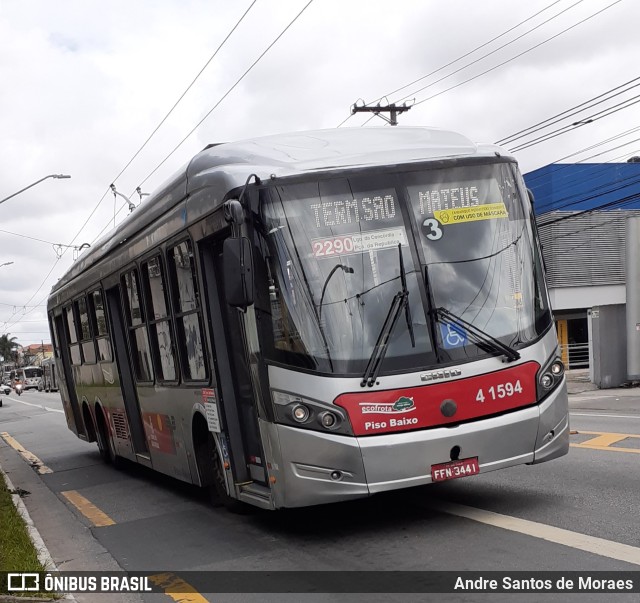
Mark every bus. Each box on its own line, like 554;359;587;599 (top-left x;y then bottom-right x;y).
47;127;568;510
39;357;59;392
11;366;43;391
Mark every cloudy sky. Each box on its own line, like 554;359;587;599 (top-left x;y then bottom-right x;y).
0;0;637;347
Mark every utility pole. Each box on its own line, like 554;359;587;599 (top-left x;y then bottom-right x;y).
351;102;411;126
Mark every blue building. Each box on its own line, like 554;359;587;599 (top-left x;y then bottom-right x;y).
524;161;640;387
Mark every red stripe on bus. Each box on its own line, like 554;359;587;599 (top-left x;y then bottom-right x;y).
334;362;540;436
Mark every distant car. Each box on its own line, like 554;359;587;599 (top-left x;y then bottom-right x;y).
0;383;10;395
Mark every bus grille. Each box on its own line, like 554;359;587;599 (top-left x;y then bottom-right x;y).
112;411;129;440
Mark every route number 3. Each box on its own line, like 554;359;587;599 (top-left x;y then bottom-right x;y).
422;218;443;241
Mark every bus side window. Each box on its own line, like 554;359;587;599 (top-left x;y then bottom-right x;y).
141;255;178;382
89;289;112;362
77;296;97;364
167;240;208;382
64;304;82;366
121;269;154;383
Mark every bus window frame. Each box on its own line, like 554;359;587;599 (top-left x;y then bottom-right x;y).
76;294;97;365
166;236;210;384
87;287;113;363
63;303;82;366
140;252;180;385
121;265;155;385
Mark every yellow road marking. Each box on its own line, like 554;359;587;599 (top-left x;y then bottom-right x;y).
149;573;210;603
577;429;640;438
430;500;640;566
61;490;115;527
571;430;640;454
571;443;640;454
575;432;628;447
0;432;53;474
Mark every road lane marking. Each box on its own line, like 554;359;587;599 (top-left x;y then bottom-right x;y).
148;573;210;603
44;406;64;413
429;500;640;567
13;399;44;409
61;490;115;527
575;432;629;446
572;412;640;419
10;398;63;413
0;432;53;474
570;430;640;454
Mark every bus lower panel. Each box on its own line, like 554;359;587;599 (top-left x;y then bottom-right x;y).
272;383;568;508
531;379;570;464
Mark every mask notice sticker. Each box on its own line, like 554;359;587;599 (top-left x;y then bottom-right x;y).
434;202;508;225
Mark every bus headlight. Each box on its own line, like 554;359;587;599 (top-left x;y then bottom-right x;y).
272;390;353;436
319;412;337;428
291;404;310;423
537;355;565;401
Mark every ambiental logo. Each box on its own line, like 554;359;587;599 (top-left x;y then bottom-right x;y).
359;396;416;415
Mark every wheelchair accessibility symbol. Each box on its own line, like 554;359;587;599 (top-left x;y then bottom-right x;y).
439;323;468;349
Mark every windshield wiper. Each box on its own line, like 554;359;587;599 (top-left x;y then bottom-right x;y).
361;244;415;387
434;307;520;362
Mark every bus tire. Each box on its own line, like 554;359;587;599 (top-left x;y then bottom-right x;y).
199;432;248;514
95;408;122;469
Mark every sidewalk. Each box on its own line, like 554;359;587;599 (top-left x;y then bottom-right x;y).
566;368;640;414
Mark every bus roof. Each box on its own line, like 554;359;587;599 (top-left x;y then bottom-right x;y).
50;127;508;299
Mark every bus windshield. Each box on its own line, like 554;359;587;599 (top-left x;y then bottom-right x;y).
24;367;43;379
257;161;551;375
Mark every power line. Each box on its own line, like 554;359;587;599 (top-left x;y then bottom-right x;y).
337;0;564;128
496;75;640;145
111;0;259;191
396;0;586;106
5;3;264;332
136;0;315;190
50;2;260;268
524;124;640;189
509;93;640;153
408;0;623;110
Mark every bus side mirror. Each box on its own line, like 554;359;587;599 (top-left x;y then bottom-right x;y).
223;237;254;308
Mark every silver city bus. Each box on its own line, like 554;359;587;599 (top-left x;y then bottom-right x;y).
39;357;59;392
48;127;568;510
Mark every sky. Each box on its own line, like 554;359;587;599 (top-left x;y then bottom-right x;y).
0;0;638;347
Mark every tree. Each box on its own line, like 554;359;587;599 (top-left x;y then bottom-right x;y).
0;334;19;365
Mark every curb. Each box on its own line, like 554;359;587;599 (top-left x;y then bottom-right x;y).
0;465;76;602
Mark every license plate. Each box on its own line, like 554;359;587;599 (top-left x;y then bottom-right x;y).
431;457;480;482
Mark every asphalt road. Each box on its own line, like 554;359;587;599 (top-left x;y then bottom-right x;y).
1;386;639;603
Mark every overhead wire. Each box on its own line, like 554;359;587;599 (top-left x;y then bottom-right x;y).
509;93;640;153
406;0;624;110
496;74;640;145
136;0;316;190
2;1;264;337
336;0;565;128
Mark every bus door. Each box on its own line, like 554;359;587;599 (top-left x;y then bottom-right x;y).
200;237;268;487
54;313;85;436
105;285;149;456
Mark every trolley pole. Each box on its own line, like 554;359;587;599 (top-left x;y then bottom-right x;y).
351;102;411;126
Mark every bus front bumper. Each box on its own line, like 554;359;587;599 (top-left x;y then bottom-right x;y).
270;383;568;508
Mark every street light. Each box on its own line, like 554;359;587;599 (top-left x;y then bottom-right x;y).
0;174;71;205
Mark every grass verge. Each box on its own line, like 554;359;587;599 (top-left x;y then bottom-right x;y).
0;473;48;597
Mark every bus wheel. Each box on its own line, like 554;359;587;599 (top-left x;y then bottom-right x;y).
95;408;122;468
200;432;247;513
